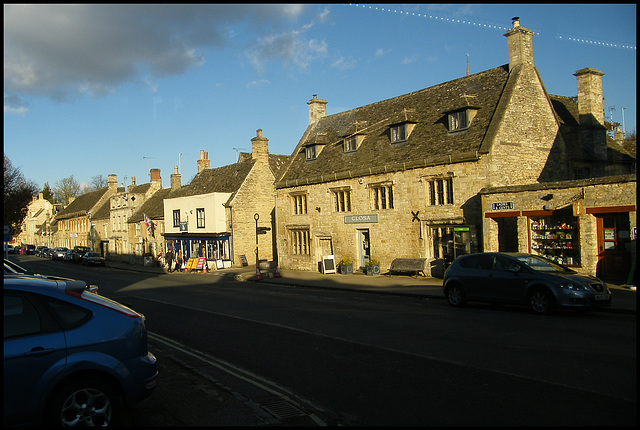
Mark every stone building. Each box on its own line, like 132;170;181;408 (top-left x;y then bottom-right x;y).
16;193;58;248
481;175;636;281
162;130;289;269
128;187;171;264
52;175;119;250
108;169;163;262
274;18;635;276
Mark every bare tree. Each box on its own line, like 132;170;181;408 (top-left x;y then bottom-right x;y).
53;175;81;205
4;154;38;230
84;174;108;192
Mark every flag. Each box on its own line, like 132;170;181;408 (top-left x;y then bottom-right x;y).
144;214;153;236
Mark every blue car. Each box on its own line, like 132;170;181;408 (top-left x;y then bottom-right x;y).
4;274;158;426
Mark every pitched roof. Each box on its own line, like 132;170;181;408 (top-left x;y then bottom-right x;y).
167;153;292;199
55;187;110;220
167;158;256;199
277;65;510;187
129;188;171;222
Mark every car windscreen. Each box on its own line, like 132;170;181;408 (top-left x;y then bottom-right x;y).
515;255;571;272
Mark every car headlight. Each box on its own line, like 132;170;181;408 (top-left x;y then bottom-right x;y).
558;282;589;291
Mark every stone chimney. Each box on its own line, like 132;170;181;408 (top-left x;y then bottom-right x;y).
504;17;535;71
574;68;605;127
615;127;624;145
251;129;269;162
108;174;117;192
150;168;162;190
127;176;136;193
170;165;181;191
574;67;607;167
307;95;327;125
197;150;210;173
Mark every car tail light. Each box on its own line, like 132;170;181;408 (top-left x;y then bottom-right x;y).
66;290;140;317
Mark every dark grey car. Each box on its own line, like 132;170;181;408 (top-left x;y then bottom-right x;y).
443;252;611;314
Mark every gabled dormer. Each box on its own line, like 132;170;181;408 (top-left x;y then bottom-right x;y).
445;107;479;134
342;134;365;153
388;109;418;144
389;122;417;144
304;133;329;161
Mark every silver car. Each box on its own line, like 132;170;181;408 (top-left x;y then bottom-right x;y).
443;252;611;314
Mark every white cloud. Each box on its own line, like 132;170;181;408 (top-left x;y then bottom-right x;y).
401;54;420;65
3;4;307;111
246;79;270;89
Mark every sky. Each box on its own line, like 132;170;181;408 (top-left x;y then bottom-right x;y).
4;4;636;192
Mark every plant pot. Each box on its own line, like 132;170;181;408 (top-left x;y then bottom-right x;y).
339;264;353;274
365;264;380;276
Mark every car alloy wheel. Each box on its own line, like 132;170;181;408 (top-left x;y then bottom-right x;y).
530;288;553;315
47;377;120;426
446;284;466;307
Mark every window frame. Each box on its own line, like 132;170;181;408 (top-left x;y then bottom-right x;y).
371;183;394;210
390;124;407;143
305;145;318;161
196;208;205;229
290;228;310;255
343;136;357;153
172;209;181;228
427;177;454;206
291;193;308;215
332;188;352;213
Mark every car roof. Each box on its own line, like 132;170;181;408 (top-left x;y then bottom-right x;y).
4;274;90;293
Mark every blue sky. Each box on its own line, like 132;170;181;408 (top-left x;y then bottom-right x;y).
4;4;636;192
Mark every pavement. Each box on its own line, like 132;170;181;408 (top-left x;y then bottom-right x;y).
107;260;636;315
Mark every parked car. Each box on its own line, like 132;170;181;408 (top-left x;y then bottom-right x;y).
36;246;49;257
4;273;158;426
23;244;36;255
51;247;68;260
81;252;105;266
63;249;75;262
443;252;611;314
72;246;91;263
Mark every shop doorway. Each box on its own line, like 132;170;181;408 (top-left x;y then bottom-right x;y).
357;229;370;270
496;217;518;252
595;213;631;281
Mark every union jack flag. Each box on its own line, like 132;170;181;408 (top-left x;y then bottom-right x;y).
144;214;154;237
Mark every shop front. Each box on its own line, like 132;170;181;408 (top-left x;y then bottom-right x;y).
164;233;232;269
480;175;636;281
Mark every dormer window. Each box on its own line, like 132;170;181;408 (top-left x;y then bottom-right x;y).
344;136;357;153
390;124;407;142
447;108;478;132
305;145;318;160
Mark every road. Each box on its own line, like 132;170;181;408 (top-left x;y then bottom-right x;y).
10;256;637;425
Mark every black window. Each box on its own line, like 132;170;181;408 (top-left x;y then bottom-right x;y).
459;255;493;270
4;292;41;338
42;297;92;330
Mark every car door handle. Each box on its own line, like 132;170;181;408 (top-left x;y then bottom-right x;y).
25;347;58;357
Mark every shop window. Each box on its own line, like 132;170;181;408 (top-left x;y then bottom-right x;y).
529;209;580;266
